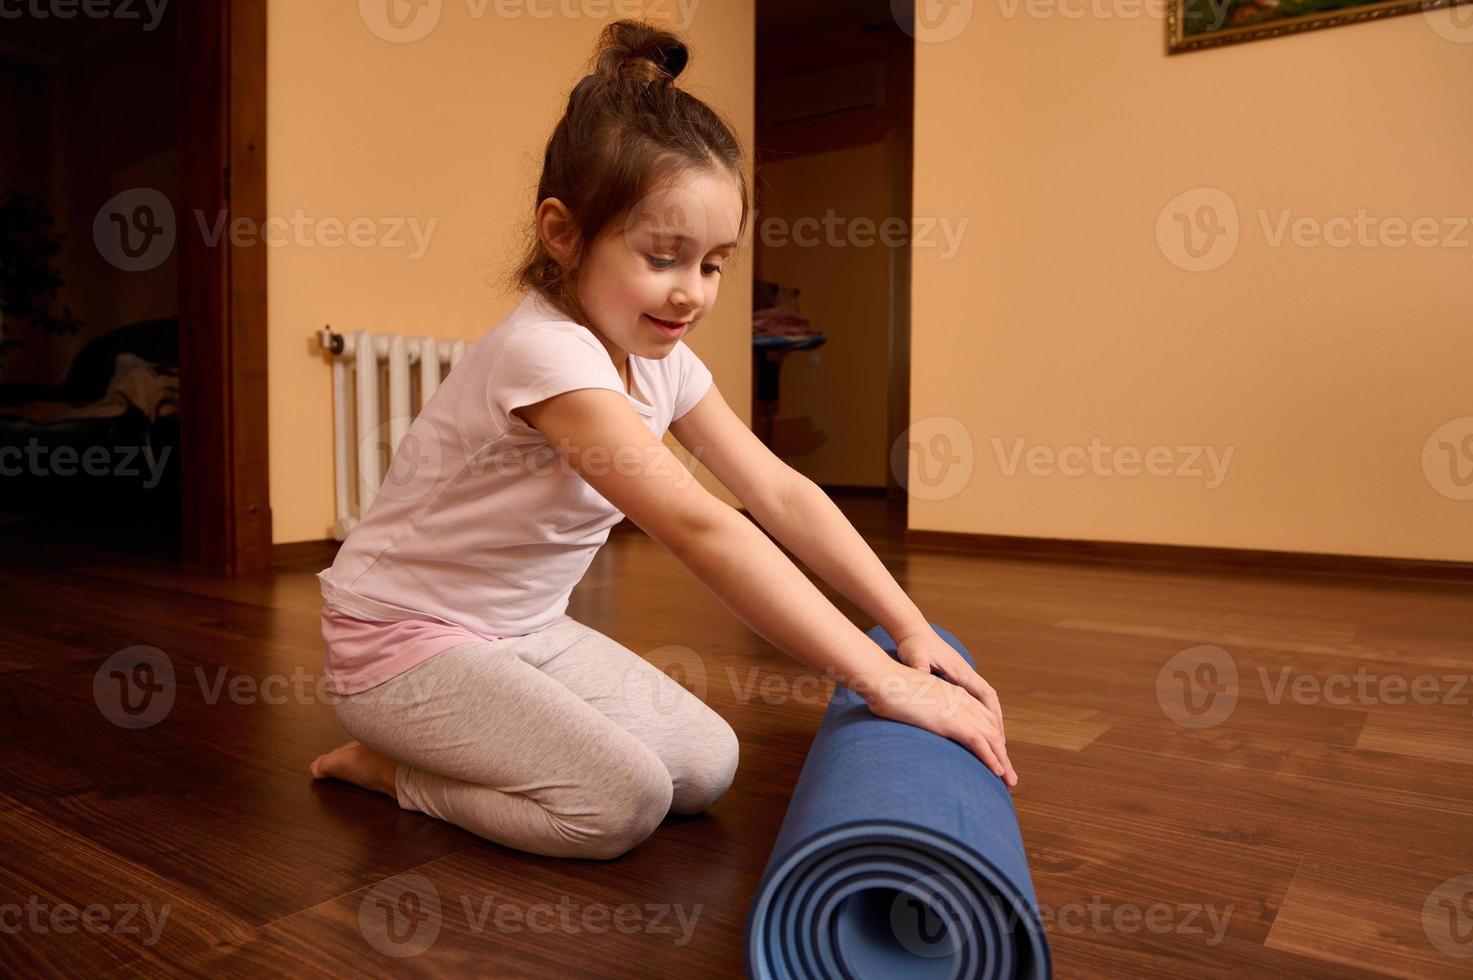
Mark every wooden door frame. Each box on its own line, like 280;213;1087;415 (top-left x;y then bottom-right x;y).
177;0;271;573
882;25;913;506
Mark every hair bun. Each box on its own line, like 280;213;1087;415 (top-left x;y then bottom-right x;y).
592;19;689;86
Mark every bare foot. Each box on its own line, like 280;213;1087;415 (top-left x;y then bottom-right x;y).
309;740;398;797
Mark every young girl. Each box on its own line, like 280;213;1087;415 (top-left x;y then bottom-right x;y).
309;19;1014;862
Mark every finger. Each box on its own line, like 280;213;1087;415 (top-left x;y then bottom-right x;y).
960;670;1003;734
958;699;1007;780
924;663;1015;786
971;701;1017;787
936;656;1005;741
995;734;1018;787
928;683;1014;785
978;683;1005;741
967;671;1005;741
962;723;1006;779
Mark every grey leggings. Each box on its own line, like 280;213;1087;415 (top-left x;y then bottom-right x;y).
330;614;739;860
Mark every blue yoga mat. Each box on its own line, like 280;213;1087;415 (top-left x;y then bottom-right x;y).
744;623;1052;980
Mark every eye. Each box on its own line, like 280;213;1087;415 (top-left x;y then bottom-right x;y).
702;263;722;277
645;255;675;270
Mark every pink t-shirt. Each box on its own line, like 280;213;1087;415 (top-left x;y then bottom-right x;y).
317;289;714;695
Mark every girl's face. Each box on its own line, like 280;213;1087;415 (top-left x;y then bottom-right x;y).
574;167;743;363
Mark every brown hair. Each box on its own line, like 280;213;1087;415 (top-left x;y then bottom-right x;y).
504;19;750;327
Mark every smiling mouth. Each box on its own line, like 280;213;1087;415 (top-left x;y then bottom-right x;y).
644;314;691;329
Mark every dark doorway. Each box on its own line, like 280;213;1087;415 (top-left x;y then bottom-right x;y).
0;0;270;572
753;0;913;507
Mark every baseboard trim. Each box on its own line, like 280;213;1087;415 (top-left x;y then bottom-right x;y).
902;530;1473;585
272;538;340;568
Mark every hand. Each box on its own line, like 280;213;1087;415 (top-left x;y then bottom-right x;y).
894;630;1007;744
864;660;1018;787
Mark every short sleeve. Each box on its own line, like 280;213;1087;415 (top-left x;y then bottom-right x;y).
670;341;714;422
488;325;625;432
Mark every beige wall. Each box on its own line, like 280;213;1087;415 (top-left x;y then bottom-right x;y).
267;1;754;543
756;140;891;487
911;9;1473;562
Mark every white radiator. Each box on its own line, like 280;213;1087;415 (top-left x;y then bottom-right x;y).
316;327;468;541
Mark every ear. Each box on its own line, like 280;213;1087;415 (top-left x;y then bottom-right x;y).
536;198;580;269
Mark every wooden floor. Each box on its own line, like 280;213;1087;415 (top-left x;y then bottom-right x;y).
1;496;1470;978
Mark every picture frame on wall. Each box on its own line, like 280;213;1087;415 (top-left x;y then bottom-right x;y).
1168;0;1471;52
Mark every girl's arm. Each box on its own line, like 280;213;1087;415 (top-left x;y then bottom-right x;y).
522;383;1015;782
520;386;902;698
672;382;1012;763
759;477;934;633
669;385;929;644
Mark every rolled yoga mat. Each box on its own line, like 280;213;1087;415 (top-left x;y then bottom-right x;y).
744;622;1052;980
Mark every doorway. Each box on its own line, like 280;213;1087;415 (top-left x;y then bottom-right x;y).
0;0;270;572
752;0;914;507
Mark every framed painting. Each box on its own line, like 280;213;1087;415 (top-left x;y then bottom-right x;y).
1168;0;1471;52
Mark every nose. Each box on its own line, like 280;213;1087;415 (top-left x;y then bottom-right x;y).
670;265;702;312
